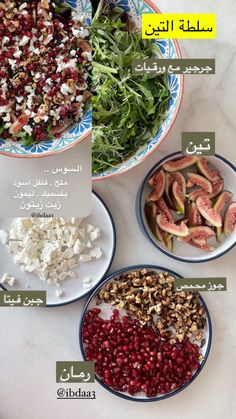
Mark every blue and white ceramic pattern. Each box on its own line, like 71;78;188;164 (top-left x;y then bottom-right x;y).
93;0;183;180
0;0;92;158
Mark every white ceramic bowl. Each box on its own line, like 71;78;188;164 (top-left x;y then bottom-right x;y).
0;192;116;306
137;152;236;263
79;265;212;401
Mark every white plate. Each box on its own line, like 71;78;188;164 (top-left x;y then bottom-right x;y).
0;192;116;306
80;265;212;402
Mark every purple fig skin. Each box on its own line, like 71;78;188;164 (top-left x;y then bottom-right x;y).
144;202;162;241
156;214;189;237
224;202;236;236
176;217;189;225
196;196;222;227
186;172;213;194
196;157;220;182
213;191;233;212
164;172;175;209
163;233;173;252
162;156;198;172
147;169;165;201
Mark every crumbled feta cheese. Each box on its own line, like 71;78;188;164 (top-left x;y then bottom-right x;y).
23;125;33;135
60;83;72;96
19;2;27;10
56;289;64;298
14;50;23;58
19;35;30;46
3;36;10;45
0;229;9;244
0;218;102;286
8;59;17;70
1;273;16;286
16;96;24;103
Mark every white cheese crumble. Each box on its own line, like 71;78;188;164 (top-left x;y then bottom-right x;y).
1;273;16;286
19;35;30;46
0;218;103;286
23;125;33;135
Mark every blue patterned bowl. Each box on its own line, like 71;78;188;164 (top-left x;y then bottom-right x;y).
0;0;92;158
93;0;183;180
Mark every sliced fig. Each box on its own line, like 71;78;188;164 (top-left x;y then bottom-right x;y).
216;227;222;242
187;188;207;201
170;172;186;214
213;191;233;212
186;173;213;194
172;181;184;214
188;202;202;226
144;202;163;241
163;233;173;252
196;157;220;182
147;169;165;201
157;197;174;223
196;196;222;227
208;179;223;199
164;172;175;208
178;236;215;251
162;156;198;172
213;191;233;241
9;114;31;134
224;202;236;236
156;214;189;237
188;226;215;244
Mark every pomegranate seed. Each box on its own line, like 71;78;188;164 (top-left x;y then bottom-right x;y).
82;310;201;398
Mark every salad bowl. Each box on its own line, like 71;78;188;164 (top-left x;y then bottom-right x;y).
0;0;92;158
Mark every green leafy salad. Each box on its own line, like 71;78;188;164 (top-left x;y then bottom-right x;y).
92;0;171;174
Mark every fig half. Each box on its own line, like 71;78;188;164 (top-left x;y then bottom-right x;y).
156;214;189;237
162;156;198;172
147;169;165;201
224;202;236;236
196;197;222;227
186;173;213;194
196;157;220;182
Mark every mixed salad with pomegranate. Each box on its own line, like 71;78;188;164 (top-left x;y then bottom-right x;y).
0;0;91;145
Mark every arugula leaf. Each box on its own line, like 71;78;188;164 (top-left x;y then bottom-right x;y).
92;4;171;174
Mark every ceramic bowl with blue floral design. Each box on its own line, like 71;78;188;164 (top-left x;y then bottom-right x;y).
0;0;92;158
93;0;183;180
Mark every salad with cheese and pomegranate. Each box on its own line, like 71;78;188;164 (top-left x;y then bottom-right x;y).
0;0;91;145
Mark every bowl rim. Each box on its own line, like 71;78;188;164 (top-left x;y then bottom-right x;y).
0;129;91;159
92;0;184;182
79;264;212;402
136;151;236;263
0;190;116;306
